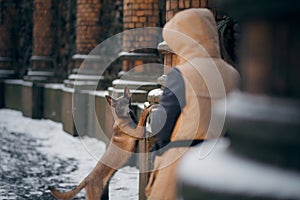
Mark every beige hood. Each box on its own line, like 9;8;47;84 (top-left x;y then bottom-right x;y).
163;8;220;61
162;8;240;97
162;8;240;141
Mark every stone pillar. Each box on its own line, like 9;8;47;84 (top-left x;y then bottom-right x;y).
19;0;58;118
24;0;58;82
72;0;102;71
123;0;160;50
120;0;162;75
0;0;18;108
224;0;300;165
110;0;163;101
117;2;163;200
62;0;103;137
62;0;124;139
0;0;18;79
177;1;300;199
65;0;117;90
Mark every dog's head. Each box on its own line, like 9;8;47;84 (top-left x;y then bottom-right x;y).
105;87;136;121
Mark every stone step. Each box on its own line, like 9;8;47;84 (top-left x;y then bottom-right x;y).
107;87;148;103
112;79;158;91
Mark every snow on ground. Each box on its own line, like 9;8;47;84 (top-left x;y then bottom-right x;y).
0;109;139;200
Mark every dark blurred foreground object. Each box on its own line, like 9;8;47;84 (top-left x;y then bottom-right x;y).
178;0;300;199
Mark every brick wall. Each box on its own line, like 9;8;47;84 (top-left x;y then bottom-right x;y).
99;0;123;41
123;0;160;52
56;0;76;76
166;0;223;21
76;0;123;55
76;0;102;55
121;0;162;73
17;0;33;77
31;0;56;70
32;0;55;59
28;0;78;80
73;0;123;77
0;1;18;70
123;0;160;29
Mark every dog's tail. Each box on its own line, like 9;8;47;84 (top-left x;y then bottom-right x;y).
49;179;87;200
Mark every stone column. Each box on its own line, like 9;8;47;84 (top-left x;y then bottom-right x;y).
62;0;103;137
0;0;18;79
224;0;300;165
118;2;163;200
65;0;115;90
0;0;18;108
110;0;163;102
62;0;124;136
19;0;59;119
123;0;160;53
24;0;58;82
72;0;102;71
177;1;300;199
121;0;162;74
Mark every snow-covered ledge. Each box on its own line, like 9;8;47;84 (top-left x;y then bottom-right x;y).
177;139;300;200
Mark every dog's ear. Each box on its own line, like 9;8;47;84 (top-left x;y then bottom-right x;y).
105;95;115;107
124;86;131;98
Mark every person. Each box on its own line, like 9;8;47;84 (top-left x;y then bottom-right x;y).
145;8;240;199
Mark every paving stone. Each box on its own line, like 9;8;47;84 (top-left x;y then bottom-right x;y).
0;127;83;199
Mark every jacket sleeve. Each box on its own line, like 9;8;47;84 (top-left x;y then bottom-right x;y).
151;67;186;147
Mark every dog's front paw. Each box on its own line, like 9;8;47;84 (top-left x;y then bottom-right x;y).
137;105;153;127
143;104;153;117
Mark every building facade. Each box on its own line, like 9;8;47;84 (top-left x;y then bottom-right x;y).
1;1;299;199
0;0;225;138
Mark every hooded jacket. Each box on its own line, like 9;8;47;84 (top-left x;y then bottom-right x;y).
152;8;240;144
145;9;240;200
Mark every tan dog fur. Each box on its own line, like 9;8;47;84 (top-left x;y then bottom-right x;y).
50;87;151;200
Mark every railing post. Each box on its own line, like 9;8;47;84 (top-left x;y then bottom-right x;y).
138;131;152;200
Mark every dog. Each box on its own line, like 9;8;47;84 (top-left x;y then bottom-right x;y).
50;87;152;200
